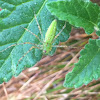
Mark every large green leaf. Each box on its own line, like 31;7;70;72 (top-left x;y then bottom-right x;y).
46;0;100;34
0;0;71;84
64;39;100;88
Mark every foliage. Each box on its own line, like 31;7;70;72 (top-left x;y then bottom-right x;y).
0;0;100;88
47;0;100;88
0;0;71;83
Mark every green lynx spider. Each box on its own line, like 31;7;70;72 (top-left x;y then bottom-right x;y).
0;14;67;67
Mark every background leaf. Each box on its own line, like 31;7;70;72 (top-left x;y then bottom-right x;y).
46;0;100;34
0;0;71;84
64;39;100;88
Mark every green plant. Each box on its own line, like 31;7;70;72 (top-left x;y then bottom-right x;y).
0;0;100;88
0;0;71;83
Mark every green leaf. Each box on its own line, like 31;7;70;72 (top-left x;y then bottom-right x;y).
96;22;100;36
46;0;100;34
0;0;71;84
96;38;100;47
64;39;100;88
